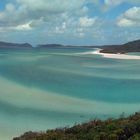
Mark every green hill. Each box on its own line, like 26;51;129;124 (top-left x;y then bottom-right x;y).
100;39;140;54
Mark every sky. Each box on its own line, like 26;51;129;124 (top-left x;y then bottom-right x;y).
0;0;140;46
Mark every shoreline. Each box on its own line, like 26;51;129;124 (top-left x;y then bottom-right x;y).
91;49;140;60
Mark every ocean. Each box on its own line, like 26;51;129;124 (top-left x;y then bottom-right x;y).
0;47;140;140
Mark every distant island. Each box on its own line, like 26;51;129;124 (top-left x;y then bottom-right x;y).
37;44;99;49
0;39;140;54
100;39;140;54
0;41;32;49
37;44;64;48
13;112;140;140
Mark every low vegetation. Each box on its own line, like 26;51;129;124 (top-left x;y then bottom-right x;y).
13;112;140;140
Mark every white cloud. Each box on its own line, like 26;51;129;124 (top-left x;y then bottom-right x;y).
14;22;32;31
117;18;135;27
124;7;140;20
0;22;32;32
55;22;67;34
0;0;86;32
79;16;96;27
79;32;85;37
17;0;85;12
117;7;140;27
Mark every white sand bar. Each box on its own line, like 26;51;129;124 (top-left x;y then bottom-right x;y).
87;49;140;60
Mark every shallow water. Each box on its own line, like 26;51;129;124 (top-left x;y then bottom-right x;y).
0;48;140;140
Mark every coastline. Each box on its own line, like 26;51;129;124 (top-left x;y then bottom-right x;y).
91;49;140;60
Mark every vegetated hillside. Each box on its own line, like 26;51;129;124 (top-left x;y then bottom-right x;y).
13;112;140;140
100;39;140;54
0;41;32;49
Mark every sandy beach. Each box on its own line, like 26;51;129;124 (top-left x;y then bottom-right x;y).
91;49;140;60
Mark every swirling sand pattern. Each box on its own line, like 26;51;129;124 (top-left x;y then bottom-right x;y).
0;48;140;139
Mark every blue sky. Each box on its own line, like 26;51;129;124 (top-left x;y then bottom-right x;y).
0;0;140;45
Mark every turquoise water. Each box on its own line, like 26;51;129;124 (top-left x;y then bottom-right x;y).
0;48;140;140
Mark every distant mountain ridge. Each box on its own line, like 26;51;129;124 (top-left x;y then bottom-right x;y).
37;44;99;49
100;39;140;54
0;41;32;49
37;44;64;48
0;39;140;53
